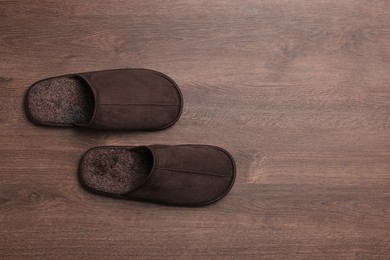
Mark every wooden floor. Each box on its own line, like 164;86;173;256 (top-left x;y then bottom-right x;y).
1;1;390;259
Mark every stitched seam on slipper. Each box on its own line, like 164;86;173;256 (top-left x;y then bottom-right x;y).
156;167;231;177
100;104;180;106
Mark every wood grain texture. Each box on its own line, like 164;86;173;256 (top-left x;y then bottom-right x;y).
1;0;390;259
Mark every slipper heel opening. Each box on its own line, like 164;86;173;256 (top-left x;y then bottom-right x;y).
80;148;153;195
26;77;94;125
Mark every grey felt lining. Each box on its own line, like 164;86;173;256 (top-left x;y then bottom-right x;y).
26;77;94;125
80;148;153;195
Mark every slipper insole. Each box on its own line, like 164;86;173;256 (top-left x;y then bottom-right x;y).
80;148;153;195
26;77;94;125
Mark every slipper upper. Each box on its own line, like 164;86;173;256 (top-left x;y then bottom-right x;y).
126;145;236;206
76;69;183;130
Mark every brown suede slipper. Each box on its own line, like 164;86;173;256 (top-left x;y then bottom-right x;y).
25;69;183;130
78;145;236;206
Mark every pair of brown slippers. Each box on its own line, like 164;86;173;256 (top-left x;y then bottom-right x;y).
25;69;236;206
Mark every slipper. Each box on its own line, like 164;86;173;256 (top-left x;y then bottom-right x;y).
25;69;183;130
78;145;236;206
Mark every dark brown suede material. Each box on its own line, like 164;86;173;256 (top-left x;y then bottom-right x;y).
79;145;236;206
25;69;183;130
76;69;182;130
128;145;236;206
